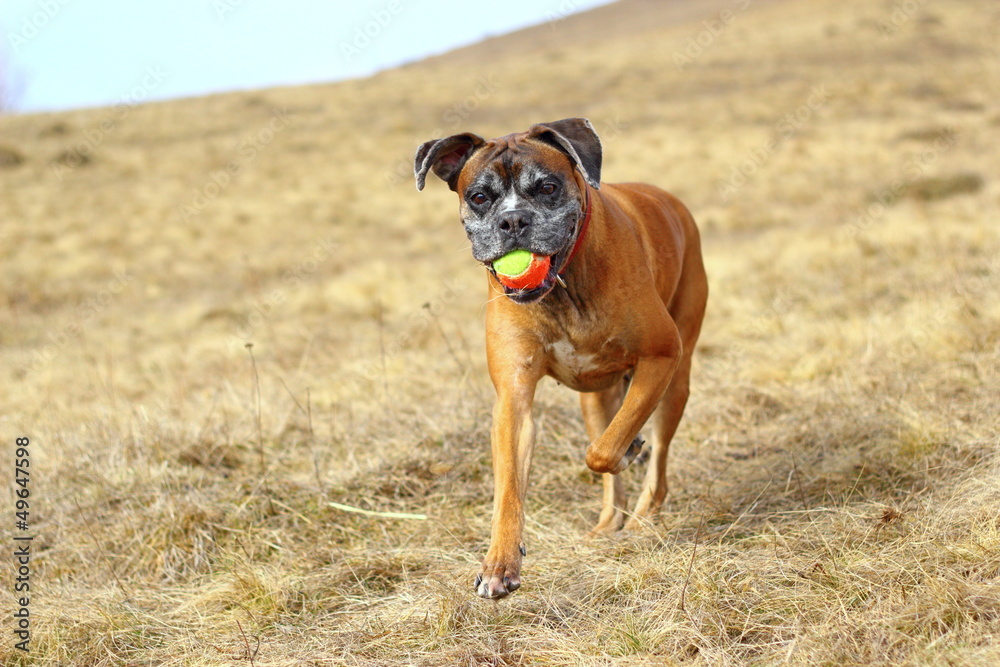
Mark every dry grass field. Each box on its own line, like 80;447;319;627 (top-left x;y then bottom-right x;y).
2;0;999;664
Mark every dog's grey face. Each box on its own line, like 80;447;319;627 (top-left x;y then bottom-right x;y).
414;119;602;304
458;151;583;265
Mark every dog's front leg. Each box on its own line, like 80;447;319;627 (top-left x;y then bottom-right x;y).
585;323;682;475
476;349;542;599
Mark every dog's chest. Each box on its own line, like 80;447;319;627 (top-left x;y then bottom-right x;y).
548;339;600;375
544;336;631;392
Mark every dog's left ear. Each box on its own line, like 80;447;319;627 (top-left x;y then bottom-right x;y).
414;132;486;191
528;118;602;189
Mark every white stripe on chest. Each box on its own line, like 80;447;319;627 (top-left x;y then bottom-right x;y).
548;338;600;376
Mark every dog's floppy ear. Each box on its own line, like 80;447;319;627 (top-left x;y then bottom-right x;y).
414;132;486;191
528;118;602;189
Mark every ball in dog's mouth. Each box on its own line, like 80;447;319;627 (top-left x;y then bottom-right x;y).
492;250;552;291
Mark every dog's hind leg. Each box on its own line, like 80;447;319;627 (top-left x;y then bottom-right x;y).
626;249;707;530
624;356;690;530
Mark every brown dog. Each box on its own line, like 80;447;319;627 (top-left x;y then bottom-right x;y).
415;118;708;598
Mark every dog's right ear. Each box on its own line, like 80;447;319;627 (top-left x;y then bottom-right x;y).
414;133;486;191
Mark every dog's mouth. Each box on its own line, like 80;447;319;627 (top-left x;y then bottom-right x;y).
486;243;572;305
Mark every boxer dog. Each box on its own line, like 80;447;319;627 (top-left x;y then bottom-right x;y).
415;118;708;599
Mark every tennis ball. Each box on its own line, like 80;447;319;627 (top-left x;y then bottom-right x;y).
493;249;532;277
493;250;552;290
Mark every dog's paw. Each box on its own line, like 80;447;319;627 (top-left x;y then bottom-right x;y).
586;434;645;474
474;550;523;599
587;511;626;537
611;434;645;474
634;443;650;466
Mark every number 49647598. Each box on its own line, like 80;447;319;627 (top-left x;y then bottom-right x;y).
15;437;30;522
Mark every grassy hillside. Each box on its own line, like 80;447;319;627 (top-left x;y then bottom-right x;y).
1;0;998;664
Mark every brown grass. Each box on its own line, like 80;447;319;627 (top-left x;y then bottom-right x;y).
1;0;998;664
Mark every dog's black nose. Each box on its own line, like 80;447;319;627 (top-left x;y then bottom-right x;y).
497;209;533;237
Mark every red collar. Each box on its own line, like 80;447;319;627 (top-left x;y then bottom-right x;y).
557;187;592;276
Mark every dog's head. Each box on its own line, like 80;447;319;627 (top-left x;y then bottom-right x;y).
415;118;602;304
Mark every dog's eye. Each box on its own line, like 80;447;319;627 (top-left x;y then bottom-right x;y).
539;182;558;196
470;192;490;206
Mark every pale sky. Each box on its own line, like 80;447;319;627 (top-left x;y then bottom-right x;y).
1;0;614;113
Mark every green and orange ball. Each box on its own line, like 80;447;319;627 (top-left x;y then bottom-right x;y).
492;249;551;290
